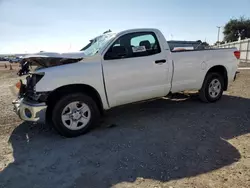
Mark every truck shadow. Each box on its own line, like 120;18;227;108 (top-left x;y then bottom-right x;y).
0;94;250;188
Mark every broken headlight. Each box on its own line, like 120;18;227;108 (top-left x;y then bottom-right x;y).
15;72;45;100
26;72;45;92
23;72;45;101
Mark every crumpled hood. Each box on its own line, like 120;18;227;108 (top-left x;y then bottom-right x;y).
20;51;86;69
22;51;86;59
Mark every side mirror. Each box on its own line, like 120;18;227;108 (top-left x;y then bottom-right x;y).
105;46;127;60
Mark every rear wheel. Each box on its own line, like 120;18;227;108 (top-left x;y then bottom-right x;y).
199;72;224;102
52;93;100;137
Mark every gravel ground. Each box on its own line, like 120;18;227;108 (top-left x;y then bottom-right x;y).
0;69;249;188
239;62;250;67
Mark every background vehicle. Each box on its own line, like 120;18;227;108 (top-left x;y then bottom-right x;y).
9;57;21;63
12;28;239;137
0;57;7;61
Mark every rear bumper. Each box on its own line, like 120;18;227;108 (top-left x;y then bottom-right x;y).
12;98;47;122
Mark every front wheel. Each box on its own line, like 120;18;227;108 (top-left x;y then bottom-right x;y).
199;72;224;102
52;93;100;137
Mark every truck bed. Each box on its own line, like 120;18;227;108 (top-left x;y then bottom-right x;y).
170;47;238;93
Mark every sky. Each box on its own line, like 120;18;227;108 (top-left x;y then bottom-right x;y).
0;0;250;54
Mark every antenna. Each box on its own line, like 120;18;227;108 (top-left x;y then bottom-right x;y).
170;34;173;40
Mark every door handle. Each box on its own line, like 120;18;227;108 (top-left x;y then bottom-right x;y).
155;59;166;64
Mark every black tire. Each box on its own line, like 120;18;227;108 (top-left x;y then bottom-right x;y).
52;93;100;137
199;72;224;103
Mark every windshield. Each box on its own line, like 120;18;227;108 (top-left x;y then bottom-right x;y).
80;33;116;56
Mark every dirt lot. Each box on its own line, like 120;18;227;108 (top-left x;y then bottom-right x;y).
0;69;249;188
0;62;19;71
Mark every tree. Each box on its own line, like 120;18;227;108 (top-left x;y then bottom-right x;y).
196;40;210;47
201;42;209;47
223;17;250;42
214;41;225;46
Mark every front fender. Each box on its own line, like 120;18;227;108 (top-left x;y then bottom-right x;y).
35;61;109;109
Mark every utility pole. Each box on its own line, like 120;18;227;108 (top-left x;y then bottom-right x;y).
68;43;71;52
217;26;221;42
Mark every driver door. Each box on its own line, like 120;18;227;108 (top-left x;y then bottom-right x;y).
102;31;170;108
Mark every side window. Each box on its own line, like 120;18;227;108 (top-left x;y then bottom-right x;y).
131;34;155;48
104;32;161;60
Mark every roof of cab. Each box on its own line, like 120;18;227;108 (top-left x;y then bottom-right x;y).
117;28;160;36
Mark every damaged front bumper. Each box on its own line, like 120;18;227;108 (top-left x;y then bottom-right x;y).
12;98;47;122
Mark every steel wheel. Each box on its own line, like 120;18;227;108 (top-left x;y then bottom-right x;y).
61;101;91;130
199;72;224;103
208;78;222;98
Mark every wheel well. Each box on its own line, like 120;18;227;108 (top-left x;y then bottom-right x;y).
46;84;104;114
206;65;228;90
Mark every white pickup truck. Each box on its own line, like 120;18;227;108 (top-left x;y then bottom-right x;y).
12;28;239;137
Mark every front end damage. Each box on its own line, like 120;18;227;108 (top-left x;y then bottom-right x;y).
12;98;47;122
12;72;48;122
13;53;84;122
19;56;83;74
